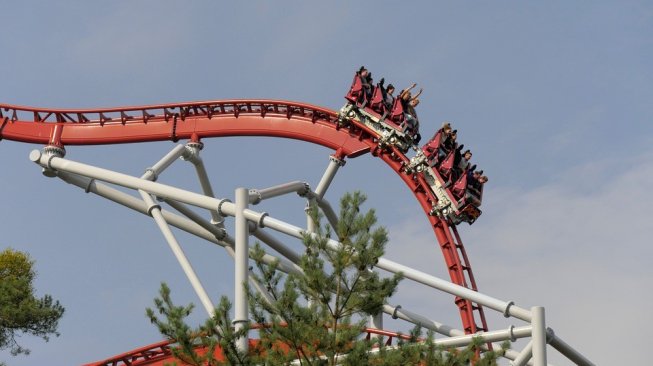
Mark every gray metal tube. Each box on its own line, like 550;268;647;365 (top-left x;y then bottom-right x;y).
548;332;595;366
382;304;534;365
234;188;250;353
55;171;300;276
315;196;339;229
142;191;217;317
251;181;308;204
315;155;344;199
252;229;301;264
532;306;547;366
255;214;532;323
163;198;226;240
190;156;224;225
30;151;238;216
512;340;534;366
432;326;532;348
146;144;186;180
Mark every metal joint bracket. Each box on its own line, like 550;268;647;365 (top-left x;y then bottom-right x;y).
296;183;310;197
258;212;269;228
214;228;227;241
509;325;517;342
217;199;232;216
84;178;96;194
545;327;555;343
504;301;515;318
144;168;158;181
247;221;258;233
182;142;204;164
249;189;262;205
146;203;162;216
391;305;402;319
329;155;346;166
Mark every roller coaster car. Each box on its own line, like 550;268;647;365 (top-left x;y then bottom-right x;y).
341;77;416;153
405;136;483;225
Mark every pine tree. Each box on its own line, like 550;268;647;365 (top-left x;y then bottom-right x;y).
0;248;65;359
147;192;507;365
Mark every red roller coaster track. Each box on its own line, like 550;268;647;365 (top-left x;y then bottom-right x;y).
0;99;489;350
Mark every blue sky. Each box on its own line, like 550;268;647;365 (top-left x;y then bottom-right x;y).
1;2;651;365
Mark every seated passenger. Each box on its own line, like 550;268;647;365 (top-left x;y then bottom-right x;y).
442;129;458;153
384;84;396;111
358;66;373;102
459;149;472;171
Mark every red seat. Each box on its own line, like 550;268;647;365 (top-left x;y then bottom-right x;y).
388;98;405;127
452;169;468;200
422;130;443;165
438;150;455;181
369;85;385;114
345;74;363;104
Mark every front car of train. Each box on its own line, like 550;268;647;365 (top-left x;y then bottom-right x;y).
339;70;485;225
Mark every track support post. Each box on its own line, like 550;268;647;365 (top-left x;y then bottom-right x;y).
531;306;547;366
234;187;250;353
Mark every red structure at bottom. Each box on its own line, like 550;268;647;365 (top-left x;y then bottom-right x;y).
85;328;413;366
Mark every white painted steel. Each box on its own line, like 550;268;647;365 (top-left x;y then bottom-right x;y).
532;306;547;366
315;155;344;199
252;229;301;264
382;304;535;365
30;151;237;216
368;313;383;341
54;171;300;277
183;143;224;226
433;325;532;348
512;340;534;366
548;332;595;366
234;187;250;353
36;151;594;366
146;144;186;181
252;213;533;323
163;198;226;241
251;181;309;204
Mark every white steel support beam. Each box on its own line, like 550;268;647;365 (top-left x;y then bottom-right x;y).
548;330;594;366
234;187;250;353
54;171;301;277
34;151;594;366
246;213;533;323
512;340;534;366
138;145;216;317
315;155;345;199
532;306;547;366
383;304;536;365
252;229;301;264
249;181;309;204
182;142;224;226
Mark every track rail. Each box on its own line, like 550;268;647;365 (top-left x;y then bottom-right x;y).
0;99;488;335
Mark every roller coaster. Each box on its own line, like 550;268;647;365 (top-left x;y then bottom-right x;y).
0;74;593;365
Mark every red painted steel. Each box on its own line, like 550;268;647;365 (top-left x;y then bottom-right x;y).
0;99;487;337
85;328;417;366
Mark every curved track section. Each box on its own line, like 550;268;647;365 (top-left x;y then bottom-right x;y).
0;99;488;334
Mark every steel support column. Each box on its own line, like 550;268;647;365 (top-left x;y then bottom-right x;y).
234;187;250;353
532;306;547;366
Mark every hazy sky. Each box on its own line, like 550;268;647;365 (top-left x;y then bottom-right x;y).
1;2;651;365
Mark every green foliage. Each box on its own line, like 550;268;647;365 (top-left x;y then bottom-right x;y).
147;283;251;366
247;191;401;366
147;192;509;365
0;248;65;357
